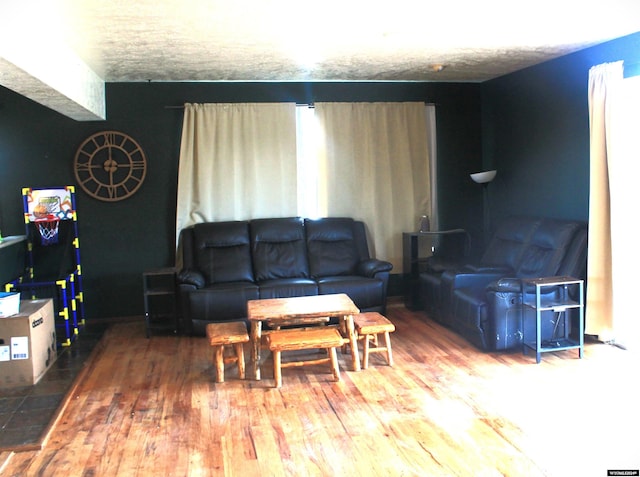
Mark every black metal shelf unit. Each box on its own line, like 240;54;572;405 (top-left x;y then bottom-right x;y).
142;267;178;338
521;276;584;363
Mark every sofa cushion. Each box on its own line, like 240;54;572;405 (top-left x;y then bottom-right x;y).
194;221;254;284
515;219;580;277
480;216;540;269
188;281;259;323
317;276;384;310
250;218;310;281
257;278;318;299
305;218;359;277
557;228;588;278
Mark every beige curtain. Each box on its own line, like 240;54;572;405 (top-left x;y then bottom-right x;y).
606;74;640;349
425;105;439;231
175;102;298;246
586;62;623;342
314;102;430;270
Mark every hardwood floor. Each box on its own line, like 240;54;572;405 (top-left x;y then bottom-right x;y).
1;304;638;476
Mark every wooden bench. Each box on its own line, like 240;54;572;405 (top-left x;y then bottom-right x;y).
353;312;395;369
266;316;330;331
206;321;249;383
266;327;346;388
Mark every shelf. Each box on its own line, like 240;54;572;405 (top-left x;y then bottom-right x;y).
143;268;178;337
521;276;584;364
145;313;177;326
522;276;582;287
524;338;581;353
523;298;581;312
145;288;175;296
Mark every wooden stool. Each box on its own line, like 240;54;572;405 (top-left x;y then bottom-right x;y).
267;328;345;388
206;321;249;383
354;312;395;369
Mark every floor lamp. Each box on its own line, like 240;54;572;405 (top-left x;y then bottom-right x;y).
470;170;497;248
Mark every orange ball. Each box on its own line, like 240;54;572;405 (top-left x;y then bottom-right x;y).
33;204;48;218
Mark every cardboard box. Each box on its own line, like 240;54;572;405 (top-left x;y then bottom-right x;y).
0;292;20;318
0;299;57;388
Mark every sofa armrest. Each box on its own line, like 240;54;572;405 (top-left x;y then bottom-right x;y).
177;268;206;288
486;277;522;293
357;258;393;278
487;276;569;298
444;271;507;291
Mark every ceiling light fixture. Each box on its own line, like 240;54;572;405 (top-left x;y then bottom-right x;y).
431;64;446;72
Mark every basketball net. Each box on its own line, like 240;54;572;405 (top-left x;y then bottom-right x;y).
34;215;60;246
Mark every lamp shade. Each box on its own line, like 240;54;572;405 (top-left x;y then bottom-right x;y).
470;170;497;184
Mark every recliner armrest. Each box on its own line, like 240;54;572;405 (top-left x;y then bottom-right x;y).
442;270;507;290
486;277;522;293
357;259;393;278
178;269;206;288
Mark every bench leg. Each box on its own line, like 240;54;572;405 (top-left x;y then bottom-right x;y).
383;331;393;366
234;343;246;379
273;350;282;388
329;347;341;382
214;345;225;383
362;334;371;369
345;315;360;372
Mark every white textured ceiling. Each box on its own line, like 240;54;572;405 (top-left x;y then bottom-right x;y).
1;0;640;119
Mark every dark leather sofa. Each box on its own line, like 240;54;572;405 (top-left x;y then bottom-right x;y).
177;217;393;336
419;216;588;351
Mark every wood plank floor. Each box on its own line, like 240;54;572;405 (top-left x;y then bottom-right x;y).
1;304;638;476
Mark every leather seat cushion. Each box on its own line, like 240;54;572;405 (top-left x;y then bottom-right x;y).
251;218;310;281
480;216;541;269
193;221;254;284
317;276;384;310
515;220;579;277
257;278;318;299
305;218;359;277
188;281;259;321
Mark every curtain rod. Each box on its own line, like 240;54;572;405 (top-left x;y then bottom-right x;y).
163;103;311;108
165;101;436;109
624;61;640;78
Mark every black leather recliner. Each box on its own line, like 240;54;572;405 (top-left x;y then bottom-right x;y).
178;217;393;336
419;216;588;351
483;225;587;350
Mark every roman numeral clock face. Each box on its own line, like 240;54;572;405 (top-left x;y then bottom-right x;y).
74;131;148;201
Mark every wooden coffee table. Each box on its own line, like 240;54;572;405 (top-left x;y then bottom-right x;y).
247;293;361;380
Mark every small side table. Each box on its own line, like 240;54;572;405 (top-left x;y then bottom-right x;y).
142;267;178;338
521;276;584;363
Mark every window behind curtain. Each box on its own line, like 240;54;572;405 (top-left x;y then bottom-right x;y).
296;102;433;270
296;105;320;219
176;102;435;272
176;102;298;249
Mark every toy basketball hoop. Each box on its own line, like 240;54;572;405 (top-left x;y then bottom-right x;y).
34;215;60;246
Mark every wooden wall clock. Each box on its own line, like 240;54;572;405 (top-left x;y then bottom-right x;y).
73;130;148;202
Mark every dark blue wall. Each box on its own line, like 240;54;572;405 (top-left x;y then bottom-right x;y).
2;30;638;321
0;82;482;320
481;31;640;233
